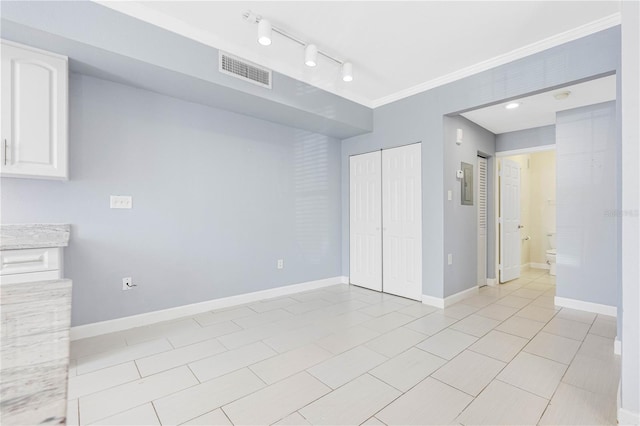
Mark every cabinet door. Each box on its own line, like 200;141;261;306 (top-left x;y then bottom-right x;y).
1;42;68;179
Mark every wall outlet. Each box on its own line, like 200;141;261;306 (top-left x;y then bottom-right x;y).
447;254;453;265
110;195;132;209
122;277;135;291
277;259;284;269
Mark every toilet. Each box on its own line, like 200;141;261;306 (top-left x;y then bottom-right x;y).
546;232;556;276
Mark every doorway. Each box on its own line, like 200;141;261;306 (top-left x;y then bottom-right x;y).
497;149;556;283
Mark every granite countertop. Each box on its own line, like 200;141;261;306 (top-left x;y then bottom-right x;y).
0;224;70;250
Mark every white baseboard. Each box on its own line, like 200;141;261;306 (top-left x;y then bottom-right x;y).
340;276;349;284
422;294;445;309
530;262;550;270
486;278;497;287
520;263;530;271
618;407;640;425
554;296;617;317
422;286;478;309
71;276;344;341
614;337;622;355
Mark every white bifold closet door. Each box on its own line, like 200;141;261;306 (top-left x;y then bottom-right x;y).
349;144;422;300
382;144;422;300
349;151;382;292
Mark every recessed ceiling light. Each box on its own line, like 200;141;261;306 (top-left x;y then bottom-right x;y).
505;102;520;110
554;91;571;100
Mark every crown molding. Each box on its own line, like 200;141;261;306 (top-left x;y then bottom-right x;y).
371;13;621;108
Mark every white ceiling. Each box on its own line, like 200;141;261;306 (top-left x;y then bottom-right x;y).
460;74;617;134
97;1;621;108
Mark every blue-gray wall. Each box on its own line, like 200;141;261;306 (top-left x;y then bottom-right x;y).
496;125;555;152
556;102;618;307
341;27;620;300
0;74;342;326
443;116;496;296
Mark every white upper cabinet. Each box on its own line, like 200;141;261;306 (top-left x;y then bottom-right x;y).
1;41;68;179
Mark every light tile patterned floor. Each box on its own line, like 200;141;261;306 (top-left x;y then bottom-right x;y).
68;269;620;425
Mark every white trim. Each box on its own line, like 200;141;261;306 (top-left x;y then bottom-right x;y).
70;276;343;340
422;286;478;309
421;294;445;309
618;407;640;426
496;144;557;157
340;276;349;284
554;296;617;317
614;337;622;355
371;13;621;108
530;262;551;270
486;278;497;287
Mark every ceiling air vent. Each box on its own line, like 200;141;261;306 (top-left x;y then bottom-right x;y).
219;52;272;89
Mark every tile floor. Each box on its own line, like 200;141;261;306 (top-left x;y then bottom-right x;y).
67;269;620;425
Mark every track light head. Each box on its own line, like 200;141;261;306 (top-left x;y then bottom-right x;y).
305;44;318;67
342;62;353;82
258;19;272;46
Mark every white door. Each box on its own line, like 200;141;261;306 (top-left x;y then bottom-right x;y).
349;151;382;291
1;42;68;179
477;156;488;286
500;159;521;283
382;143;422;300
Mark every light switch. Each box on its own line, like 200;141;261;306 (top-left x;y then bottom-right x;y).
447;190;452;201
448;254;453;265
110;195;132;209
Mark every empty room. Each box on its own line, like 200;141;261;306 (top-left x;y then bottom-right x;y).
0;1;638;425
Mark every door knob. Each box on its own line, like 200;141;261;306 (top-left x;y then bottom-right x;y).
518;225;525;229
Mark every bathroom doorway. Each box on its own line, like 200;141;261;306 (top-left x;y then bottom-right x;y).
497;148;556;282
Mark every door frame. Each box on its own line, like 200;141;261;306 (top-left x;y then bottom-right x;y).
495;145;556;283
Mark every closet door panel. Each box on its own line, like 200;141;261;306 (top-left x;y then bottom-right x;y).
349;151;382;291
382;144;422;300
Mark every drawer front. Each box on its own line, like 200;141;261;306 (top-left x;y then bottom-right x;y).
0;248;60;275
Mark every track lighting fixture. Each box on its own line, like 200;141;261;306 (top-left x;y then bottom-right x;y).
243;10;353;82
341;62;353;82
257;19;272;46
305;44;318;67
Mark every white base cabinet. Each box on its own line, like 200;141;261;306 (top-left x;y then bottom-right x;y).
1;40;68;180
